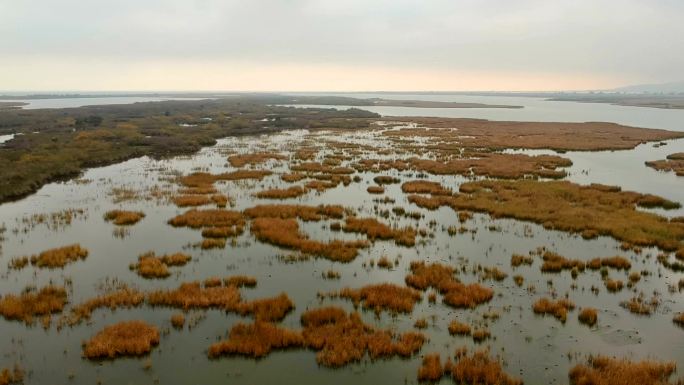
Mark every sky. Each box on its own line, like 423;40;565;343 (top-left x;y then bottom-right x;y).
0;0;682;92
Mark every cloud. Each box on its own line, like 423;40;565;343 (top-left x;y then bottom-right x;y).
1;0;682;90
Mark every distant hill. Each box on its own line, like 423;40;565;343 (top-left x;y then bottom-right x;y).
611;81;684;94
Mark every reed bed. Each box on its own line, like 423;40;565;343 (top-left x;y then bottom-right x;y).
250;217;368;262
224;275;257;288
64;286;144;326
366;186;385;194
170;313;185;329
255;186;308;199
83;320;160;359
510;254;533;267
405;261;493;308
18;244;89;269
168;209;245;231
532;297;575;322
673;313;684;327
569;356;678;385
401;180;452;195
281;173;307;183
243;204;345;221
448;349;523;385
103;210;145;225
171;195;212;207
418;353;444;382
235;293;294;322
409;180;684;252
0;365;23;385
621;296;659;315
471;329;491;343
373;176;401;185
343;217;416;246
208;321;304;358
132;252;191;279
0;286;68;324
201;226;241;238
228;153;288;167
578;308;598;326
540;251;584;273
448;320;471;336
8;256;28;270
301;307;425;367
333;283;422;314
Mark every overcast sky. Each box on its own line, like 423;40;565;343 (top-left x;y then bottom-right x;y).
1;0;682;91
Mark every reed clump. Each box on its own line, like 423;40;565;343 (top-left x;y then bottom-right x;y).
22;244;88;268
540;251;584;273
597;256;632;270
171;194;212;207
201;226;241;238
578;308;598;326
405;261;493;308
449;349;523;385
374;176;401;185
367;186;385;194
511;254;533;267
208;321;304;358
472;329;491;343
244;204;345;221
0;286;68;324
104;210;145;225
621;296;659;315
228;152;287;167
83;320;160;359
569;356;678;385
605;279;624;292
333;283;422;314
235;293;294;322
224;275;257;288
255;186;308;199
401;180;452;195
532;297;575;322
673;313;684;327
448;320;471;335
343;217;416;246
301;307;425;367
418;353;444;382
131;252;191;279
168;209;245;230
281;173;307;183
147;281;241;311
0;365;24;385
64;286;144;326
171;313;185;329
250;217;368;262
8;256;28;270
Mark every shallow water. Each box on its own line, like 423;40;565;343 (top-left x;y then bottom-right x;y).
284;92;684;131
0;121;683;384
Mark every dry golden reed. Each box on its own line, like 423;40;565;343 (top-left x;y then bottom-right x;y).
83;320;160;359
569;356;678;385
0;286;68;324
532;297;575;323
23;244;88;268
104;210;145;225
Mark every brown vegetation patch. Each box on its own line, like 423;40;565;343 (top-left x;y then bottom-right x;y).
0;286;67;324
168;209;245;233
384;117;684;151
405;261;493;308
408;180;684;252
208;321;303;358
301;307;425;367
333;283;422;314
255;186;308;199
250;217;368;262
0;365;24;385
228;152;288;167
171;195;212;207
64;286;144;326
541;251;585;273
578;308;598;327
131;252;191;278
244;204;344;221
281;173;307;183
147;281;241;311
171;313;185;329
418;353;444;382
343;217;416;246
23;244;89;268
511;254;533;267
646;153;684;177
225;275;257;288
104;210;145;225
290;162;355;175
408;153;571;179
83;320;160;359
621;296;659;315
532;297;575;322
374;175;401;185
401;180;452;195
367;186;385;194
448;320;471;336
674;313;684;327
448;348;523;385
569;356;678;385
